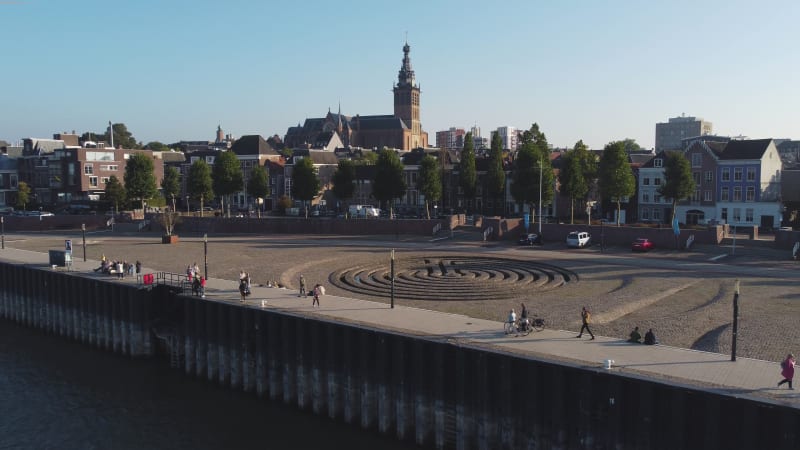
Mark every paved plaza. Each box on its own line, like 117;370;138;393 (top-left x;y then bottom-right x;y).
1;229;799;407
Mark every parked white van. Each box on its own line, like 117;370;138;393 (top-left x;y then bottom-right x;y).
349;204;380;218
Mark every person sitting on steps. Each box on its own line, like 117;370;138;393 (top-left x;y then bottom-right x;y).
628;326;642;343
644;328;658;345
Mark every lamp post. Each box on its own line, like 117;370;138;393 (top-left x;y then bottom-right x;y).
538;156;543;236
1;216;4;250
390;249;395;309
203;233;208;278
81;223;86;262
186;195;190;214
731;279;740;361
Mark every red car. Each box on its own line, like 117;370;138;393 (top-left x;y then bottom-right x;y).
632;238;655;252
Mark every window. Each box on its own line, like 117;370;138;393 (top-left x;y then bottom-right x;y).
642;192;650;203
100;177;110;185
721;187;729;201
654;178;661;186
654;194;662;203
704;190;712;202
746;186;755;202
654;159;663;168
692;189;700;202
643;177;650;186
642;208;650;219
745;208;754;222
733;187;742;201
10;174;17;188
747;167;756;181
691;153;702;167
100;165;119;171
733;208;741;222
705;171;713;183
693;172;701;185
653;209;661;220
722;168;730;181
734;167;742;181
84;164;93;175
721;208;728;221
89;176;98;187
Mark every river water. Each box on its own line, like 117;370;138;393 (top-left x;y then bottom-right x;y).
0;320;414;450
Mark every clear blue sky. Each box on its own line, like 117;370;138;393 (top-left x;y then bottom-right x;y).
2;0;798;150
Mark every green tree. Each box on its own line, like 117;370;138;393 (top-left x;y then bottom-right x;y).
658;152;695;229
161;166;181;212
247;165;270;218
291;157;321;218
276;195;292;214
144;141;169;151
16;181;30;210
559;140;592;224
331;159;356;216
459;132;477;210
511;124;554;226
124;152;158;207
485;131;506;216
187;159;214;209
84;123;141;149
212;151;243;217
621;138;642;153
104;175;127;213
372;149;406;218
598;141;636;225
417;155;442;219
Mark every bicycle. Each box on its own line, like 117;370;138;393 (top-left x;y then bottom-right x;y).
516;315;546;336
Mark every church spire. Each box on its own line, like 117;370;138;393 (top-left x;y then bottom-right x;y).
397;41;415;88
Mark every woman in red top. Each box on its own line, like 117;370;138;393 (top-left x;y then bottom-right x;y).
778;353;796;389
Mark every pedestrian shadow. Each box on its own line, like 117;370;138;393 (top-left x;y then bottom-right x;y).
618;359;731;368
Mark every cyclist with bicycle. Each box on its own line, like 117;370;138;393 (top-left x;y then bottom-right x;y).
519;303;530;333
505;309;517;334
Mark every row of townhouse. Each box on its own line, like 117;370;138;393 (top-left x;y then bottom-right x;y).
638;139;783;228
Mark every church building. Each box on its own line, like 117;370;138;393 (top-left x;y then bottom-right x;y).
284;42;429;151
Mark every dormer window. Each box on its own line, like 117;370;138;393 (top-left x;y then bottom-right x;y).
654;158;663;168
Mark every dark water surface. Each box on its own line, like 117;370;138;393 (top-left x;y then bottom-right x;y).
0;320;415;450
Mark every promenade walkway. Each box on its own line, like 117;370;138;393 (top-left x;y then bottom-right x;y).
1;247;797;409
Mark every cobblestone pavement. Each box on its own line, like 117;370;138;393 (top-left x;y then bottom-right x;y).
5;230;799;363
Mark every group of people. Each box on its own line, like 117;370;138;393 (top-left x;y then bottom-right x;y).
239;270;252;302
94;256;142;281
298;274;324;307
627;326;658;345
506;303;532;334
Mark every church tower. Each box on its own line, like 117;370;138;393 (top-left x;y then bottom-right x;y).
393;42;423;148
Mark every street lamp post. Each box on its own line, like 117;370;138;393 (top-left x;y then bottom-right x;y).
1;216;4;250
203;233;208;278
731;279;740;361
81;223;86;261
538;156;543;236
186;196;190;214
390;249;395;309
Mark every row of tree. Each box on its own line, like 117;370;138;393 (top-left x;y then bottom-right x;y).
60;122;694;227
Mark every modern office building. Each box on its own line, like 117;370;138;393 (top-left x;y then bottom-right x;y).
655;115;712;151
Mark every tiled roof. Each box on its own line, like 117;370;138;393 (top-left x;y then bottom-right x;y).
356;115;408;130
307;151;339;165
230;135;278;156
719;139;772;160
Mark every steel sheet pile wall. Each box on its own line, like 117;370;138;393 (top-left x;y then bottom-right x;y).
1;262;798;449
0;262;154;357
176;298;800;450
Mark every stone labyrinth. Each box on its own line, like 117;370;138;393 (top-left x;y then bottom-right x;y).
330;255;579;301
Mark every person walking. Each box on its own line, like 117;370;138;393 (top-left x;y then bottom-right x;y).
116;261;124;279
239;278;247;303
298;274;306;298
312;284;321;307
199;275;206;298
135;260;142;281
778;353;796;389
575;306;595;340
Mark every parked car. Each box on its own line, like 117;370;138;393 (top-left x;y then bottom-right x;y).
518;233;542;245
631;238;655;252
566;231;591;248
